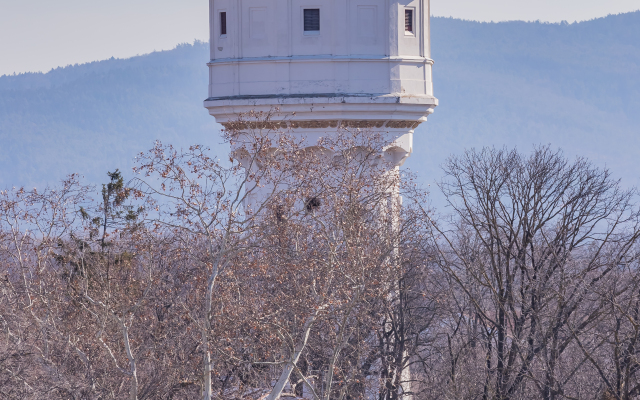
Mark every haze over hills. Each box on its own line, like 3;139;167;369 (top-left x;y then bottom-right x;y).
0;12;639;191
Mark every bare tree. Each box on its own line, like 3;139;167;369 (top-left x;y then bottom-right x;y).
0;174;203;399
8;134;640;400
220;129;433;400
567;246;640;400
0;176;98;399
425;146;640;400
132;111;319;400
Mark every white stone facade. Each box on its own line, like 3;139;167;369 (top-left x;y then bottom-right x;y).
204;0;438;195
206;0;435;97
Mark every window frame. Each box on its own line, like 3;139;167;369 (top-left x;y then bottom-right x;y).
219;11;227;37
303;8;321;36
404;8;415;36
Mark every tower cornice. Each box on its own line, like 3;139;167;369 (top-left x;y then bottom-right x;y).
207;55;435;66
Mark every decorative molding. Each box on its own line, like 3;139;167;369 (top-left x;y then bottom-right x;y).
222;121;289;130
385;120;421;129
207;54;435;66
221;120;422;130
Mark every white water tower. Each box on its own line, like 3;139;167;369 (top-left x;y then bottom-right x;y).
204;0;437;202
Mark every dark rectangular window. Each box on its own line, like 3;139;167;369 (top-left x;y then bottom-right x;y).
405;9;413;33
220;12;227;35
304;9;320;32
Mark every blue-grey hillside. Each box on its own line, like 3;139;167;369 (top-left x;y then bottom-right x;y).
416;12;640;190
1;12;639;190
0;42;217;189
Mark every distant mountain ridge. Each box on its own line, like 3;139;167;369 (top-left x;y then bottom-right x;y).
1;13;639;190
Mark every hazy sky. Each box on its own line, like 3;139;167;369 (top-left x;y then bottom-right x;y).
0;0;639;77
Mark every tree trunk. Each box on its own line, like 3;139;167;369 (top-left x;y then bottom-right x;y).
267;313;318;400
202;327;212;400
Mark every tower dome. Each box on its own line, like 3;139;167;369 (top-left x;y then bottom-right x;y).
204;0;437;177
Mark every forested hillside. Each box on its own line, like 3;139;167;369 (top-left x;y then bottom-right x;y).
1;12;639;189
421;12;640;189
0;42;216;188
